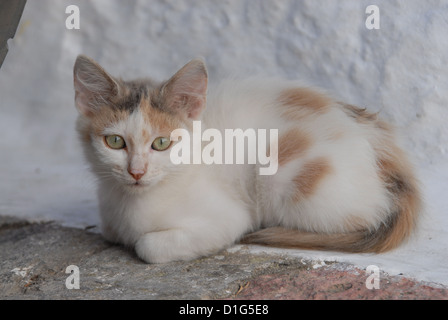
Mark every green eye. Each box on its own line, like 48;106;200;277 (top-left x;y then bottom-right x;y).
105;135;126;149
151;137;171;151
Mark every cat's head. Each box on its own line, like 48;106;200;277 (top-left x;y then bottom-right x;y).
73;55;207;192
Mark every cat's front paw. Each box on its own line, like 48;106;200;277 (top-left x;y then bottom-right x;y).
135;231;203;263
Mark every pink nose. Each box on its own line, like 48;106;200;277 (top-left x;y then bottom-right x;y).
128;168;145;181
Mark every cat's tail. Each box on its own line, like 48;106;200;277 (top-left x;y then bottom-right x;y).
239;219;408;254
241;145;422;253
240;200;419;253
240;227;373;253
241;196;420;254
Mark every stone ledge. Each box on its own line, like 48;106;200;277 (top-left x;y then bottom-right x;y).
0;216;446;300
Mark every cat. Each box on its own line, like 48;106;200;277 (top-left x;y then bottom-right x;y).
73;55;421;263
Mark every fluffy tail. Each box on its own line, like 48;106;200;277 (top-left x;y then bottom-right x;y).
241;124;421;253
241;192;420;253
240;227;374;253
240;209;414;253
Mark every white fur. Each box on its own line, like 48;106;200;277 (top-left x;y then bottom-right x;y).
80;78;392;263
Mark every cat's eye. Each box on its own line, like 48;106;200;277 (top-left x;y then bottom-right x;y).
105;135;126;149
151;137;171;151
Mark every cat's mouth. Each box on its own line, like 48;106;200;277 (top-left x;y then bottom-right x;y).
123;182;150;193
123;180;148;190
124;171;163;189
129;181;145;187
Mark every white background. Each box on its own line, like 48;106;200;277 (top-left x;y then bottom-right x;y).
0;0;447;285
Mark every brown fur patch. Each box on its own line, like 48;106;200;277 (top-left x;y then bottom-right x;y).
278;87;332;120
341;103;390;130
84;84;185;147
240;227;366;251
141;129;151;144
292;157;332;200
125;136;135;151
342;104;377;122
343;215;369;232
90;106;129;136
372;146;421;252
340;102;421;250
81;79;146;136
110;79;151;113
277;128;311;167
140;95;184;136
242;130;421;254
81;129;91;143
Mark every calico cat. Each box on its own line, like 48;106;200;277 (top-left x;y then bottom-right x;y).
73;55;421;263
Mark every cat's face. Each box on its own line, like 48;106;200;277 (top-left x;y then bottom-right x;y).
73;55;207;192
85;102;184;191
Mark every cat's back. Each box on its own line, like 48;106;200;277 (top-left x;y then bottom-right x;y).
203;77;407;233
203;77;293;130
203;77;369;137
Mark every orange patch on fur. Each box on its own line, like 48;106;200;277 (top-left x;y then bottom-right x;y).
243;132;421;254
81;130;91;143
141;129;151;144
341;103;377;123
90;106;129;136
140;95;184;136
277;128;311;167
340;103;391;131
343;215;369;232
278;87;332;120
372;147;421;252
125;136;135;151
292;157;332;201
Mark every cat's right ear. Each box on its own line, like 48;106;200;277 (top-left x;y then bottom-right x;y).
73;55;119;117
159;58;208;120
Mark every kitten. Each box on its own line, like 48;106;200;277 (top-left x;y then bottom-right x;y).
73;55;421;263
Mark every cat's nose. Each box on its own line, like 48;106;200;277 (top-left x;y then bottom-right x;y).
128;168;145;181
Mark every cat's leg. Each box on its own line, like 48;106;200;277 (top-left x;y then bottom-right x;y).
135;202;252;263
135;229;220;263
135;224;246;263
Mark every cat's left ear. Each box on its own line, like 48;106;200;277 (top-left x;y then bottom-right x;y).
73;55;120;117
160;58;208;120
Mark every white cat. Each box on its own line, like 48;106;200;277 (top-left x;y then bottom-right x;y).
73;55;421;263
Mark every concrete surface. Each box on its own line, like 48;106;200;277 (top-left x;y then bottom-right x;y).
1;216;446;300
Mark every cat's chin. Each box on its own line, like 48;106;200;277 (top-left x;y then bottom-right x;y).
119;174;166;193
123;182;151;193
